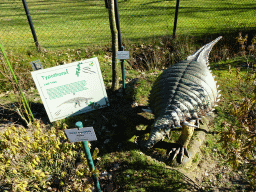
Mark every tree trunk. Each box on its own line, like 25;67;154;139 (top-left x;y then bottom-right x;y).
108;0;119;91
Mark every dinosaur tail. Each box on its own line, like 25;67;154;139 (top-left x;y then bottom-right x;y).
186;36;222;66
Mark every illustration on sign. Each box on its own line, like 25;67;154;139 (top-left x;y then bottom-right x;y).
31;57;109;122
58;97;93;108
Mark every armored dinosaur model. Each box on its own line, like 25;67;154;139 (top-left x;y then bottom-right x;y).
145;37;222;163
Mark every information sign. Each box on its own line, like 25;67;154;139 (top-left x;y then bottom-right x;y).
65;127;97;142
31;57;109;122
117;51;129;60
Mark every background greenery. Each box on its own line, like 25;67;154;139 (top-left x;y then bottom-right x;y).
0;0;255;51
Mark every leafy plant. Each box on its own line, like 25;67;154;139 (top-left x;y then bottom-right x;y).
0;45;34;125
219;33;256;188
236;32;256;70
0;120;99;191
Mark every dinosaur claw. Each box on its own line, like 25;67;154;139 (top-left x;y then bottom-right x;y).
167;144;190;163
179;147;185;163
184;147;189;158
172;148;180;160
167;148;173;155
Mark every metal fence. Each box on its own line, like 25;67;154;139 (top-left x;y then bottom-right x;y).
0;0;255;51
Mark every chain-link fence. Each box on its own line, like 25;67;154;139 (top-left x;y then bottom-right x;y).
0;0;255;51
0;0;111;51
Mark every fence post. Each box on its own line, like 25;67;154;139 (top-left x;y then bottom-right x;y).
173;0;180;39
75;121;101;192
114;0;126;91
22;0;40;51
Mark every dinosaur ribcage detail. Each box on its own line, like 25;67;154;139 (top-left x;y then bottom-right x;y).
149;54;219;127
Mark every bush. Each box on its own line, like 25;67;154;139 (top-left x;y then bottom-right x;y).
219;33;256;189
0;120;98;191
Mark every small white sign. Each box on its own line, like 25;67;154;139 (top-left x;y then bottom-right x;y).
117;51;129;60
65;127;97;142
30;59;43;71
31;57;109;122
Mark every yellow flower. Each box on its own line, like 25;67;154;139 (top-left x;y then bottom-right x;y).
40;172;45;178
32;159;38;166
61;153;65;160
67;150;73;156
24;136;31;142
32;142;38;150
6;159;11;165
15;180;28;192
58;131;66;138
28;163;33;170
36;121;40;128
10;146;17;154
20;127;27;134
0;170;4;176
34;169;41;174
13;137;19;144
27;144;31;149
50;149;56;154
12;169;18;174
76;170;84;177
54;144;60;150
0;165;5;171
35;155;40;162
10;126;17;132
49;159;54;164
61;171;66;178
4;129;12;137
47;153;51;160
50;127;56;134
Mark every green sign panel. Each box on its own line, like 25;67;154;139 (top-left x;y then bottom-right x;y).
31;57;109;122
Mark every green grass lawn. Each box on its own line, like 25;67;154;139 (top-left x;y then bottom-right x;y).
0;0;255;51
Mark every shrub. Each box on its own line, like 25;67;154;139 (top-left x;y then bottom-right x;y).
0;120;97;191
219;33;256;188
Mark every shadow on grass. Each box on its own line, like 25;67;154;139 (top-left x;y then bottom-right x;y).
0;78;152;150
62;79;155;155
99;150;201;191
0;102;49;128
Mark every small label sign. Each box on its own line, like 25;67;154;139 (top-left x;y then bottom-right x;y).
30;59;43;71
65;127;97;142
117;51;129;60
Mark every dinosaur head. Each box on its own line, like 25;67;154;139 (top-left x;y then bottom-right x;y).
144;116;173;149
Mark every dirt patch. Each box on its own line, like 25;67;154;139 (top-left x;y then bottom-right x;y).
175;154;251;192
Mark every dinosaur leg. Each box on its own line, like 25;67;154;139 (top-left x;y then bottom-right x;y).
168;121;196;163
